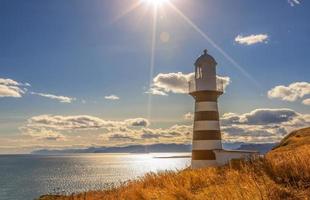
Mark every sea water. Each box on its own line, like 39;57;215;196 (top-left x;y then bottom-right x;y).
0;153;190;200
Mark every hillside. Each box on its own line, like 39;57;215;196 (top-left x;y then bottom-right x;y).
39;127;310;200
271;127;310;152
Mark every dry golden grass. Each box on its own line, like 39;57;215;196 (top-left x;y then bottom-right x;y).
39;127;310;200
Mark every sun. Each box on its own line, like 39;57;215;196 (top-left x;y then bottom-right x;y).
142;0;169;7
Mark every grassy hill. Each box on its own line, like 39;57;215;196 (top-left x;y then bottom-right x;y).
39;127;310;200
271;127;310;152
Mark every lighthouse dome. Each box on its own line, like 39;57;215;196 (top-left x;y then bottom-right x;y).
195;49;217;67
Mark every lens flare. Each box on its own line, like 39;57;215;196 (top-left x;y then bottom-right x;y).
143;0;169;6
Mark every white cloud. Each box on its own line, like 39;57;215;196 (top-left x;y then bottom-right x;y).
0;85;24;98
221;108;309;143
24;115;108;130
288;0;300;6
302;98;310;106
235;34;268;45
140;125;192;141
152;72;192;94
18;107;310;148
31;92;75;103
125;118;150;127
21;113;194;146
0;78;20;86
21;115;150;138
268;82;310;101
104;95;120;100
23;128;66;141
0;78;76;103
184;112;194;120
0;78;28;98
221;108;298;125
145;88;168;96
108;133;137;142
147;72;230;96
104;124;192;145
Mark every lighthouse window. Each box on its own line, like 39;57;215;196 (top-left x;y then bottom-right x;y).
196;65;202;79
196;67;198;78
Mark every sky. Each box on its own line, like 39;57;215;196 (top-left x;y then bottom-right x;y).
0;0;309;154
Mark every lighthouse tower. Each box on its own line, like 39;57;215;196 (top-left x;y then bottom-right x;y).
189;49;224;169
189;49;257;169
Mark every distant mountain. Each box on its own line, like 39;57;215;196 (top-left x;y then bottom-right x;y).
237;143;277;154
31;143;192;154
222;142;245;150
32;142;277;155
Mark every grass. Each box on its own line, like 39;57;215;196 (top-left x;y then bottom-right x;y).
39;127;310;200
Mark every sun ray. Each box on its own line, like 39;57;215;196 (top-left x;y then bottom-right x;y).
168;2;260;88
147;6;158;120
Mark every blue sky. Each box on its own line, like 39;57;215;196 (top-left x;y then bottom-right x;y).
0;0;309;153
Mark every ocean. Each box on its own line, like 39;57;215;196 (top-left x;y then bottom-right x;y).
0;153;190;200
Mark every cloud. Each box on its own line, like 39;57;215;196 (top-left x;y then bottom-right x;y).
184;112;194;120
31;92;75;103
19;109;309;147
23;128;66;141
0;78;20;86
302;98;310;106
221;108;309;143
288;0;300;6
97;124;193;146
222;125;285;143
147;72;230;96
125;118;150;127
0;78;28;98
21;115;152;145
268;82;310;101
235;34;268;45
104;95;120;100
25;115;150;130
25;115;109;130
221;108;297;125
139;125;192;141
145;88;168;96
108;133;137;142
0;78;75;104
151;72;193;94
16;111;191;149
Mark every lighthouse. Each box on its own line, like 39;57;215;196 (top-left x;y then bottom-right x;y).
189;49;223;168
189;49;256;169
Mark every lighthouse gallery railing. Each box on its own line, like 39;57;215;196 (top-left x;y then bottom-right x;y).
188;79;225;93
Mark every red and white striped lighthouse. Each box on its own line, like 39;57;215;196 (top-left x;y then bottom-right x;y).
189;49;224;169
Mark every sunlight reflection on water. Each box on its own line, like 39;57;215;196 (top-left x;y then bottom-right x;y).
0;153;190;200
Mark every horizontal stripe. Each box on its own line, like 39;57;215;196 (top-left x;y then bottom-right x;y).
195;101;218;112
194;121;220;131
192;140;222;150
194;111;219;121
192;150;216;160
190;91;222;102
193;130;222;140
191;160;218;168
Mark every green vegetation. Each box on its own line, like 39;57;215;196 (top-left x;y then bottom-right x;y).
39;127;310;200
